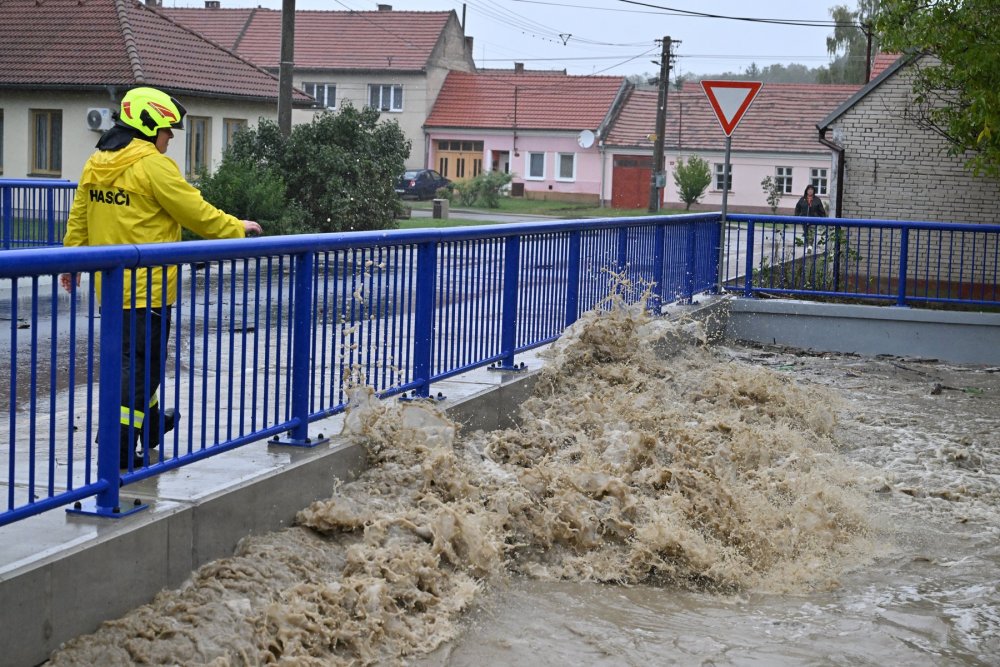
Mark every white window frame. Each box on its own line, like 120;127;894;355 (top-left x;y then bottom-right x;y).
526;152;546;180
714;163;732;192
555;152;576;181
811;168;829;196
775;166;793;194
304;82;336;109
368;84;403;112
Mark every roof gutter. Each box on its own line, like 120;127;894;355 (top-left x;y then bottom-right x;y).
818;126;845;218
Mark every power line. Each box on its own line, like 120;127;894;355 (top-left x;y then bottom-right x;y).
615;0;851;29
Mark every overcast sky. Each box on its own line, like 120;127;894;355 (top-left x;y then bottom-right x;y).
171;0;845;78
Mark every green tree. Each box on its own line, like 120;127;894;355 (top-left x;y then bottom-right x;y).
673;155;712;210
875;0;1000;178
200;103;411;234
825;2;880;84
760;175;783;214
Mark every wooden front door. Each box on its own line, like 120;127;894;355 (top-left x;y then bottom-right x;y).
611;156;653;209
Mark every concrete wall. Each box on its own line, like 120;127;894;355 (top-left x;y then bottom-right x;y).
828;57;1000;224
725;298;1000;365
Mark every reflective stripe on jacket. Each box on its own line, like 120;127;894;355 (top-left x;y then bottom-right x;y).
64;140;246;308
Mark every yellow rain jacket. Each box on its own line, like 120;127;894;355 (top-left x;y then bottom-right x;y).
64;139;247;308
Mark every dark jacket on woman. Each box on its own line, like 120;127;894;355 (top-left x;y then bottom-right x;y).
794;195;826;217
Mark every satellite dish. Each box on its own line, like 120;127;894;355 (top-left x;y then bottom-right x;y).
577;129;595;149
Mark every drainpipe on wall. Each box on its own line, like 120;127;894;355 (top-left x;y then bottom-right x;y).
818;127;845;218
599;140;607;208
819;126;846;292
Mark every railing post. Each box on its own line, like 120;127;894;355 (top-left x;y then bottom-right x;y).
496;236;521;370
565;230;581;326
411;241;437;397
46;187;56;246
651;223;667;309
273;251;324;446
617;226;628;273
897;226;910;306
681;222;695;303
2;185;11;251
743;218;756;297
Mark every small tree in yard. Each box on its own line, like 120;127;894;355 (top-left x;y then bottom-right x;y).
760;175;783;214
673;155;711;210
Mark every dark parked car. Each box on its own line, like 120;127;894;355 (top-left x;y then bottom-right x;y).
395;169;450;200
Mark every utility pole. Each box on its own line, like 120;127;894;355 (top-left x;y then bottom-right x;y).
648;36;672;213
277;0;296;137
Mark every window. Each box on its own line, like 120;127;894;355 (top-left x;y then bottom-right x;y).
556;152;576;181
223;118;247;152
811;168;829;195
714;163;731;192
31;109;62;176
368;84;403;112
185;116;210;179
303;83;336;109
775;166;793;194
526;152;545;180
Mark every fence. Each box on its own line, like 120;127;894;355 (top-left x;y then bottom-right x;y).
0;179;75;249
4;177;1000;529
0;215;721;526
721;214;1000;307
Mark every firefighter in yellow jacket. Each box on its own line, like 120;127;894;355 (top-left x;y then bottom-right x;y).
60;87;262;469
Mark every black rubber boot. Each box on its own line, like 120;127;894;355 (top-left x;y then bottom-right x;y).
144;408;179;450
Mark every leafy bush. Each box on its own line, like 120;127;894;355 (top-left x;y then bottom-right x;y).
198;103;411;234
451;170;512;208
672;155;711;210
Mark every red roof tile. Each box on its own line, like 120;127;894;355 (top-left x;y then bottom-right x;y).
869;53;901;81
605;82;860;154
425;71;627;132
0;0;308;102
164;8;458;71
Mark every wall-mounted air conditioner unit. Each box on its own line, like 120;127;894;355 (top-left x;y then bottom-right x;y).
86;108;114;132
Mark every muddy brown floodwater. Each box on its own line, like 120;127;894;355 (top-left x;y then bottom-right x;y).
47;298;1000;666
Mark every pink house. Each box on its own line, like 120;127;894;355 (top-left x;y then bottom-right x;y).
603;82;861;212
423;67;629;203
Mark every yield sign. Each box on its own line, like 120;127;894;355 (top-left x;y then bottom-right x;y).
700;80;763;136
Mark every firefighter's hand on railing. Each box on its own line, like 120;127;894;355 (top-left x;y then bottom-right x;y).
59;273;80;293
243;220;262;237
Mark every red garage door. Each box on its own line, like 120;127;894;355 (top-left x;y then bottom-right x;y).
611;156;653;209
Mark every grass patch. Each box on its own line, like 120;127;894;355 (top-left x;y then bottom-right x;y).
405;197;691;220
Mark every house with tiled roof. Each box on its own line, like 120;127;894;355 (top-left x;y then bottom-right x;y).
603;82;860;211
424;67;629;203
0;0;311;180
818;53;1000;222
163;3;476;169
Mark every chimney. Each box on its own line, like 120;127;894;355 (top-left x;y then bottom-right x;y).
205;0;220;7
377;4;392;10
144;0;161;6
514;62;524;74
465;36;474;53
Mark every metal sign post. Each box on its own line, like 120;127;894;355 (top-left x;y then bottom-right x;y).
700;80;762;293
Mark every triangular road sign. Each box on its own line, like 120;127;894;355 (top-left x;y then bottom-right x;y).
700;80;763;136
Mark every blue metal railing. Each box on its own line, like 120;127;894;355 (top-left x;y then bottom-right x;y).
0;179;76;249
4;179;999;528
720;214;1000;307
0;215;721;526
